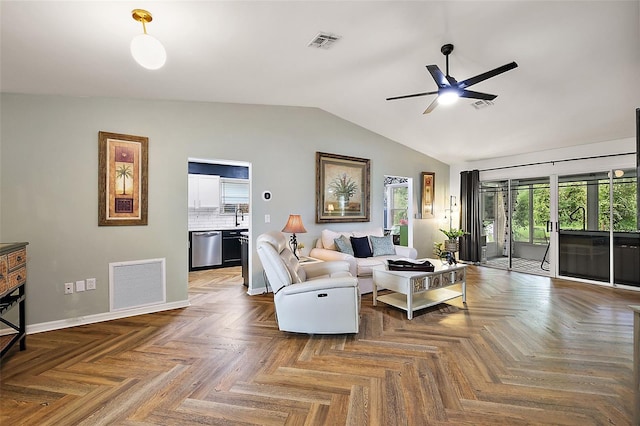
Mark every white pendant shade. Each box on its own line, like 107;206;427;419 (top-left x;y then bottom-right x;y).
130;34;166;70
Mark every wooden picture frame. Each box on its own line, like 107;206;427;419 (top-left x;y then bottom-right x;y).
421;172;435;219
316;152;370;223
98;131;148;226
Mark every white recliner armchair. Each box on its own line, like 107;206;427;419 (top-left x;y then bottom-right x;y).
256;231;360;334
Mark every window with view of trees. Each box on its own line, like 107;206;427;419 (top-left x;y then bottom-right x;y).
558;172;637;232
512;182;550;245
601;175;637;231
388;186;408;227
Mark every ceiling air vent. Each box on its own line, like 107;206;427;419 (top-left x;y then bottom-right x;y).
308;32;341;49
471;100;495;110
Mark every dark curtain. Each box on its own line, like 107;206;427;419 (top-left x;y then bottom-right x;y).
459;170;481;263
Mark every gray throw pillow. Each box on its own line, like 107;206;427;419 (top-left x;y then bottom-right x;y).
370;235;396;256
334;235;354;255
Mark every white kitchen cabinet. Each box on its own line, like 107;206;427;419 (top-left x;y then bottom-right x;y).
188;174;220;209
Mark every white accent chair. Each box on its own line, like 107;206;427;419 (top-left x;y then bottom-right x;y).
256;231;360;334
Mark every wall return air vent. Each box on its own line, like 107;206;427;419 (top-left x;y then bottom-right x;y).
308;32;341;49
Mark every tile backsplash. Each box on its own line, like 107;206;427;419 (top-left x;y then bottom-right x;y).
188;208;249;230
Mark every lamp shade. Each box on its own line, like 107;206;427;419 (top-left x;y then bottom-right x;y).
282;215;307;234
130;33;166;70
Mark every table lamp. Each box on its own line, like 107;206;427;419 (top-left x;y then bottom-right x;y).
282;214;307;259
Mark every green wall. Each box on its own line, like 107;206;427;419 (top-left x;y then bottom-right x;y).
0;93;449;327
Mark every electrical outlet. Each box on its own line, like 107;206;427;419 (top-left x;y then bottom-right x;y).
86;278;96;290
64;282;73;294
75;280;85;292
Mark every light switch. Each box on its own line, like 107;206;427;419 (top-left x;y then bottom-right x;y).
265;214;270;223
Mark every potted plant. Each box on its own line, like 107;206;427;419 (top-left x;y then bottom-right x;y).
329;173;358;211
439;228;468;252
433;241;447;263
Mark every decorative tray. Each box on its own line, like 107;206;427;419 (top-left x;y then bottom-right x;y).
387;259;435;272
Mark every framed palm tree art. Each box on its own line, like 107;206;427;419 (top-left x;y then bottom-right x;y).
98;131;148;226
316;152;370;223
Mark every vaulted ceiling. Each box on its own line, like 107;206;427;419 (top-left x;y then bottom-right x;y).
2;1;638;164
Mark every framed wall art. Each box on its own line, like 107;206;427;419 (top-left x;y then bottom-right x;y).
421;172;435;219
98;131;148;226
316;152;370;223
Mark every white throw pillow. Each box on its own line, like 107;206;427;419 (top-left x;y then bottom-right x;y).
353;227;384;238
321;229;352;250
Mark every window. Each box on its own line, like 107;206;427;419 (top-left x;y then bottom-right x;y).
512;179;549;245
604;172;637;232
220;179;249;214
384;184;408;231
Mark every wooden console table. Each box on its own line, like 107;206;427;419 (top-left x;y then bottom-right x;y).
373;259;466;320
0;242;28;359
631;305;640;426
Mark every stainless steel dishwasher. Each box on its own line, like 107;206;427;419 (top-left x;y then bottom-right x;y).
191;231;222;269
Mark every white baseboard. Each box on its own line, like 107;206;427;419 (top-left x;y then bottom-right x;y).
22;300;191;335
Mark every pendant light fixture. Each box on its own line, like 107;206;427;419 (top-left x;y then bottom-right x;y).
130;9;166;70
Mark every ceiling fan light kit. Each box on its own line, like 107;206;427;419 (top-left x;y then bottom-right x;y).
437;90;459;105
387;43;517;114
130;9;167;70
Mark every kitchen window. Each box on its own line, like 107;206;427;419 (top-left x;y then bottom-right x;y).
220;178;249;214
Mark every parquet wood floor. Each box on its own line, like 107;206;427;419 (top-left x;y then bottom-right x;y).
2;265;640;425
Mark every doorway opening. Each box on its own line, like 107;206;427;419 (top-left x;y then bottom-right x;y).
480;177;551;276
187;157;253;292
384;176;414;247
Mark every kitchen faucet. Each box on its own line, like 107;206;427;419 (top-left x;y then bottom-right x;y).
235;206;244;227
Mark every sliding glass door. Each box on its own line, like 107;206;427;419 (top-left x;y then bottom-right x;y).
557;173;610;282
511;178;551;274
557;169;639;287
480;178;551;275
480;169;638;287
611;169;639;286
480;180;508;268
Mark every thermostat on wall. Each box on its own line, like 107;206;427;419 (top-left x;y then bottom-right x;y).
262;190;272;201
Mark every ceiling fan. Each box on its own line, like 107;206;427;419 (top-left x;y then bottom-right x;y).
386;44;518;114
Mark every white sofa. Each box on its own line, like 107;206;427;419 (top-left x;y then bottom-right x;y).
309;227;418;294
256;231;360;334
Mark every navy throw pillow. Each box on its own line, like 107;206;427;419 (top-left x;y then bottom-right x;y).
350;236;373;258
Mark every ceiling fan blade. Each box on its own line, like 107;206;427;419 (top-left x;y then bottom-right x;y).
426;65;450;88
457;61;518;89
423;97;439;114
458;90;497;101
386;90;438;101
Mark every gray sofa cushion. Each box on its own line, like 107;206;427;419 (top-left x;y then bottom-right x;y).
370;235;396;256
334;235;354;255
